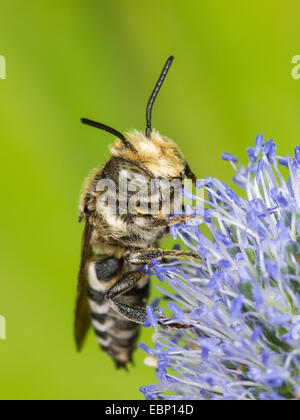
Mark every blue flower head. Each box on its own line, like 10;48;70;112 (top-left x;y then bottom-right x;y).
140;137;300;401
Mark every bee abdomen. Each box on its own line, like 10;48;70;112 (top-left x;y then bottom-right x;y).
87;256;143;368
90;301;141;368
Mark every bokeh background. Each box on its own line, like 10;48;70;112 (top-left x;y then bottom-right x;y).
0;0;300;400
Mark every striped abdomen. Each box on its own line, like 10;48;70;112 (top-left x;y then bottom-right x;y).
87;256;150;368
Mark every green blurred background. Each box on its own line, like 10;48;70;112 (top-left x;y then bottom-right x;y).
0;0;299;400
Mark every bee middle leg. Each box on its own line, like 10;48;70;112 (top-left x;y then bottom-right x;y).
127;248;201;265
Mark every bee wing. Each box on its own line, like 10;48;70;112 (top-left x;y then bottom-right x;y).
74;220;93;351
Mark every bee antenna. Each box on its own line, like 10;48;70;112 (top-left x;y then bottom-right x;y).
146;56;174;138
81;118;132;149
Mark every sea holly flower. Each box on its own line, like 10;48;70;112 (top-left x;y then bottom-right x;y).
140;136;300;400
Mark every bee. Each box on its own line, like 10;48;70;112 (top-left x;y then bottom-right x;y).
75;56;198;368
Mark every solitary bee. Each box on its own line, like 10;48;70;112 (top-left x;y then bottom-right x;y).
75;56;198;368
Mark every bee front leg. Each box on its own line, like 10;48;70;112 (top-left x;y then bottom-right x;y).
167;215;196;226
127;248;201;265
133;214;196;229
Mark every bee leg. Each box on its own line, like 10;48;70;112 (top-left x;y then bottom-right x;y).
105;271;192;329
108;300;148;324
127;248;201;265
105;271;193;329
104;271;149;324
167;215;196;226
109;299;192;330
105;271;145;301
133;214;196;228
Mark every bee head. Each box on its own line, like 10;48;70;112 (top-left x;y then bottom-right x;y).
81;56;197;183
109;129;186;179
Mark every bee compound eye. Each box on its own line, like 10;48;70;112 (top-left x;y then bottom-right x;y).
120;169;150;194
103;158;153;195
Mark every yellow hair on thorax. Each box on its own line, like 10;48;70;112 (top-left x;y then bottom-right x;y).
109;130;185;178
